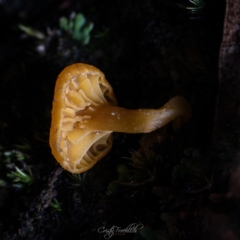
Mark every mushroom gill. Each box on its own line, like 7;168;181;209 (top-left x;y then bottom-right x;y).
50;63;192;173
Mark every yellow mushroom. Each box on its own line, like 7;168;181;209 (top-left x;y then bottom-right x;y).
49;63;192;173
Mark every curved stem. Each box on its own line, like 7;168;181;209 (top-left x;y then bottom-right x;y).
78;96;192;133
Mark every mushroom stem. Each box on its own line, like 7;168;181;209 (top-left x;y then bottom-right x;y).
78;96;191;133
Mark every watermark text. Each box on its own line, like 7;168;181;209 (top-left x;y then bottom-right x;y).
98;223;144;239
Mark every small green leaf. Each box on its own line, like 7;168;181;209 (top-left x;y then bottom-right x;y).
59;17;69;31
117;164;131;182
18;24;45;39
49;198;62;212
59;12;94;45
7;166;35;187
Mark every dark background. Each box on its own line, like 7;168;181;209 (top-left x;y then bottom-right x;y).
1;1;239;240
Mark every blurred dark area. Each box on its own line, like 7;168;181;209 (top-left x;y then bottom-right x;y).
2;0;240;240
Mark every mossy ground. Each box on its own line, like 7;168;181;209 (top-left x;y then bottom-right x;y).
1;1;239;240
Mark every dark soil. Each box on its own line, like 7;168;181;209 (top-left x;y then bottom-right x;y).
2;1;240;240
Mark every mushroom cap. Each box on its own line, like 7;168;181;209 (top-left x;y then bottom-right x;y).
50;63;117;173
